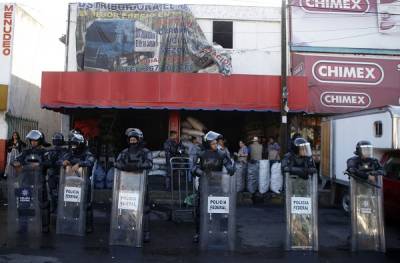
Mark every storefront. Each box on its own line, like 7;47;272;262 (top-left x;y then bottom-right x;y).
41;71;309;165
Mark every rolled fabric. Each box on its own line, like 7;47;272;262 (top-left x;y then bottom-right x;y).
186;117;206;131
181;128;205;137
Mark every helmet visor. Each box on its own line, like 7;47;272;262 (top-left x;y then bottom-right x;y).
70;133;85;144
204;131;222;142
298;142;312;157
360;145;373;159
26;130;42;141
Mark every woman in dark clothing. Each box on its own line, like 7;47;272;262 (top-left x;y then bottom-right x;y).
7;131;26;153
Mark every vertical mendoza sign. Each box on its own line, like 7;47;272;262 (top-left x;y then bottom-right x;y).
0;3;15;111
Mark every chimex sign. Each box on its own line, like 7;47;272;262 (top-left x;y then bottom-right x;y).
291;53;400;113
299;0;370;14
312;61;384;85
290;0;400;51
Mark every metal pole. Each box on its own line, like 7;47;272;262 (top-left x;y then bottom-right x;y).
280;0;289;156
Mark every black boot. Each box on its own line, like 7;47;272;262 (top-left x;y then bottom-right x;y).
165;176;171;191
42;225;50;233
86;225;93;233
193;234;199;243
144;231;150;243
86;207;94;233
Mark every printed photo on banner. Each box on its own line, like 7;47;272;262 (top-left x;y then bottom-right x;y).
73;3;232;75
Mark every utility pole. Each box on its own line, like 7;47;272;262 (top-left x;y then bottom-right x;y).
280;0;289;156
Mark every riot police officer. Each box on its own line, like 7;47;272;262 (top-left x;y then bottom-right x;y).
282;137;319;250
12;130;51;233
59;130;95;233
114;128;153;243
192;131;235;243
347;140;384;181
45;132;67;214
346;140;386;252
282;137;317;179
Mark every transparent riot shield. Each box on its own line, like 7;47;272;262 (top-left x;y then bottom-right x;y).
109;169;147;247
350;176;385;252
7;164;42;247
199;171;236;251
285;173;318;251
56;167;88;236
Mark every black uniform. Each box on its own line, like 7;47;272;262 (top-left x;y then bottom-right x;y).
346;156;384;180
14;146;51;231
45;145;67;213
6;138;26;153
115;144;152;171
192;149;235;235
58;147;95;230
115;143;153;235
281;152;317;179
164;139;178;168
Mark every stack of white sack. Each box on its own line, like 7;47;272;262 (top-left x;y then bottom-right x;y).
149;151;168;176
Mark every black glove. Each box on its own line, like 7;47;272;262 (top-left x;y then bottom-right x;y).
195;168;204;177
356;170;368;180
307;167;317;175
114;163;122;170
299;172;309;180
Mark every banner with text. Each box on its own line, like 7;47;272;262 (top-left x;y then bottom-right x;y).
73;2;231;75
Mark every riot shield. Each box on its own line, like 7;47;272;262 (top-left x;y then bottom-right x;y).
350;176;385;252
109;169;147;247
7;164;42;247
285;173;318;251
56;167;88;236
199;171;236;251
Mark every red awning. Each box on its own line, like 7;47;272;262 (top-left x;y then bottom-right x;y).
41;72;309;112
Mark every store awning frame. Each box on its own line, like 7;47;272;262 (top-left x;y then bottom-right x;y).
41;72;309;112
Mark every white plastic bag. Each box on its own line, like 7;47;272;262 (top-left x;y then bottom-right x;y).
153;157;167;165
270;162;283;194
259;160;270;194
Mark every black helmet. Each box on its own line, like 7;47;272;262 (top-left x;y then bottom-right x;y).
203;131;222;149
26;130;44;145
293;137;312;157
69;132;85;145
126;128;143;142
355;140;373;159
68;130;85;152
52;132;65;146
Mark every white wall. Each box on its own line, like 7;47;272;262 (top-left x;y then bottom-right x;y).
333;111;393;183
8;5;64;139
192;5;281;75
